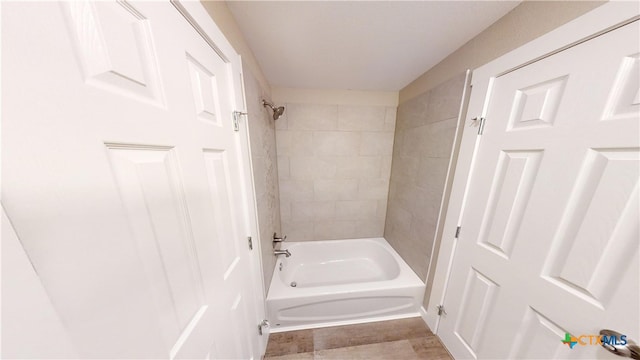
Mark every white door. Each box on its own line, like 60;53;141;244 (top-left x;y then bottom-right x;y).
2;2;260;358
438;20;639;359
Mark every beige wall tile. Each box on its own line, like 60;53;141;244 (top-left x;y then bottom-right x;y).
335;200;378;219
419;118;457;158
400;125;430;156
389;155;419;185
384;72;465;290
381;156;393;179
277;156;290;180
274;117;288;131
358;179;390;200
425;74;467;123
355;219;385;238
416;157;449;193
291;201;336;222
376;199;388;219
251;158;268;198
385;205;413;237
280;179;314;201
282;220;315;241
314;220;359;240
334;156;382;179
276;130;314;156
280;201;292;222
277;103;397;242
289;156;337;179
359;132;394;156
337;105;386;132
286;103;338;130
243;67;281;291
384;107;397;132
397;93;429;130
314;179;359;200
401;241;429;280
313;131;361;156
409;216;437;260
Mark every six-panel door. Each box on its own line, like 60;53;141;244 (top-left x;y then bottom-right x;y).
2;2;258;358
439;20;639;360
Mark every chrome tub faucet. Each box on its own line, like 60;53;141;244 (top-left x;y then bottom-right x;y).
274;249;291;258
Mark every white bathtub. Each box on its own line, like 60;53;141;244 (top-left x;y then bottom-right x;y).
266;238;425;332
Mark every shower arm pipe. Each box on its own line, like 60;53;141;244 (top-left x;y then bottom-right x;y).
262;99;285;120
262;99;275;108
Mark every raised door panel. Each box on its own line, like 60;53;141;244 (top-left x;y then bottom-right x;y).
602;53;639;121
542;149;639;308
453;268;500;358
105;144;207;348
477;150;543;258
61;1;165;105
508;308;573;360
187;54;223;126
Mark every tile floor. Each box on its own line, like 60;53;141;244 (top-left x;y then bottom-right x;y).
264;317;452;359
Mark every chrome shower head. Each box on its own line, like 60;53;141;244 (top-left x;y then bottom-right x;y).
272;106;285;120
262;100;285;120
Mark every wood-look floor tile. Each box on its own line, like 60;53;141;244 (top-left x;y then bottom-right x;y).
314;340;419;360
265;330;314;357
313;317;431;351
264;352;314;360
409;337;452;359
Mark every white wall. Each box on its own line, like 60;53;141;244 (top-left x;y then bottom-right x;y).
400;1;605;103
201;1;271;95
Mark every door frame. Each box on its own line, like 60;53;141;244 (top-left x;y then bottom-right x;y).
170;1;268;355
426;1;640;333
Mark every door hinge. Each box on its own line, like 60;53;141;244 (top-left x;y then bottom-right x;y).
247;236;253;250
258;319;270;335
471;116;486;135
437;305;447;316
233;111;247;132
455;226;461;239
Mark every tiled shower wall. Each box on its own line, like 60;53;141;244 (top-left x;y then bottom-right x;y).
276;104;396;241
243;67;281;289
385;73;467;282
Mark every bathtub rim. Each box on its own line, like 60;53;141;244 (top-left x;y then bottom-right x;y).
278;238;402;286
266;237;424;300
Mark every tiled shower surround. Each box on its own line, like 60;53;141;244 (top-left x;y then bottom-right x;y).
243;67;281;289
276;103;396;241
385;73;467;282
